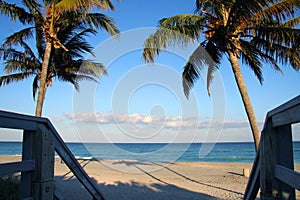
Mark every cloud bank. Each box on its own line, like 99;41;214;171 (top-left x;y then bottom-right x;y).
62;112;263;130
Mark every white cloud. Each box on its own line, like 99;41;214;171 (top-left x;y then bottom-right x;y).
63;112;263;130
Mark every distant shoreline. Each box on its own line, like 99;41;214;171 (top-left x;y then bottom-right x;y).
1;142;300;163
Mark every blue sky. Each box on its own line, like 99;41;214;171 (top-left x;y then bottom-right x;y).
0;0;299;143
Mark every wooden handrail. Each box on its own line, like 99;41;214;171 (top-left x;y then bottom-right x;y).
244;95;300;200
0;160;35;176
0;110;104;200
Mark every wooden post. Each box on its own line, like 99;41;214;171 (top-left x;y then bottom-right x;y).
272;125;295;199
32;124;55;200
260;121;296;200
20;130;35;199
260;123;275;199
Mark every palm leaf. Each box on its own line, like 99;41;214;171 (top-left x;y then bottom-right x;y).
256;0;300;21
1;27;35;48
84;13;120;36
182;41;221;97
32;74;39;100
63;28;97;57
281;16;300;27
239;40;264;83
0;1;33;24
55;0;115;14
0;72;34;86
143;14;205;63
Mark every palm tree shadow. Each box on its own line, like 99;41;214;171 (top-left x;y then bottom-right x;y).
59;157;99;180
55;160;246;199
55;160;219;199
151;162;244;196
112;160;243;196
55;175;219;200
99;181;219;200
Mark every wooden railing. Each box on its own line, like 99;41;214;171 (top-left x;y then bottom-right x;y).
0;110;104;200
244;95;300;200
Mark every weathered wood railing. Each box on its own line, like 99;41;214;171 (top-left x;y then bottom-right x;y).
244;95;300;200
0;110;104;200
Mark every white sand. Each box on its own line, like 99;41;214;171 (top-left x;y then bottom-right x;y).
54;159;253;199
1;156;299;199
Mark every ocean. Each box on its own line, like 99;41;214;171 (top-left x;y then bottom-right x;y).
0;142;299;163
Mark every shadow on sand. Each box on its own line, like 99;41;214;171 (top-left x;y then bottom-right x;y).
55;160;243;199
55;176;218;200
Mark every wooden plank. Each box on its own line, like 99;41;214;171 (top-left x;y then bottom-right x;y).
31;124;54;200
275;165;300;191
273;125;295;199
267;95;300;117
0;110;48;123
32;181;54;200
0;160;35;176
275;125;294;168
45;122;104;200
272;104;300;127
0;110;48;130
0;117;38;131
244;149;260;200
260;126;275;199
21;130;34;199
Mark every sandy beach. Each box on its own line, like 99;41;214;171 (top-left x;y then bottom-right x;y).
1;155;300;199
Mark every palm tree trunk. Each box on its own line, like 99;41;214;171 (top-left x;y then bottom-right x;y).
35;41;52;117
228;51;260;151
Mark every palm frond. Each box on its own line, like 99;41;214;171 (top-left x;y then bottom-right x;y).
84;13;120;36
0;1;33;24
32;74;39;100
22;0;42;15
63;28;96;57
1;27;35;48
255;0;300;22
4;59;39;74
80;60;107;77
201;40;222;95
0;72;34;87
254;24;299;47
251;36;300;70
182;44;219;97
281;16;300;27
143;14;205;63
0;47;24;62
239;40;264;83
55;0;115;14
195;0;232;16
0;45;40;74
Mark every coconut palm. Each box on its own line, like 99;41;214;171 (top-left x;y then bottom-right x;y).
0;0;119;116
0;16;107;102
143;0;300;150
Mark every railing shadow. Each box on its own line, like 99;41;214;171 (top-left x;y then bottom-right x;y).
60;158;99;180
55;175;219;200
55;159;221;199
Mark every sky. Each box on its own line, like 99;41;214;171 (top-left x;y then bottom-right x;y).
0;0;299;143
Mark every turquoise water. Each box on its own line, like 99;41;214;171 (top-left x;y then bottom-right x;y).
0;142;299;163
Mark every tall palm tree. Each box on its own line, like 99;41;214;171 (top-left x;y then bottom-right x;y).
143;0;300;151
0;15;107;102
0;0;119;116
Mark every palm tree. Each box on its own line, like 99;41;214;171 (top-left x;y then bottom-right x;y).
0;0;119;116
0;15;107;102
143;0;300;151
